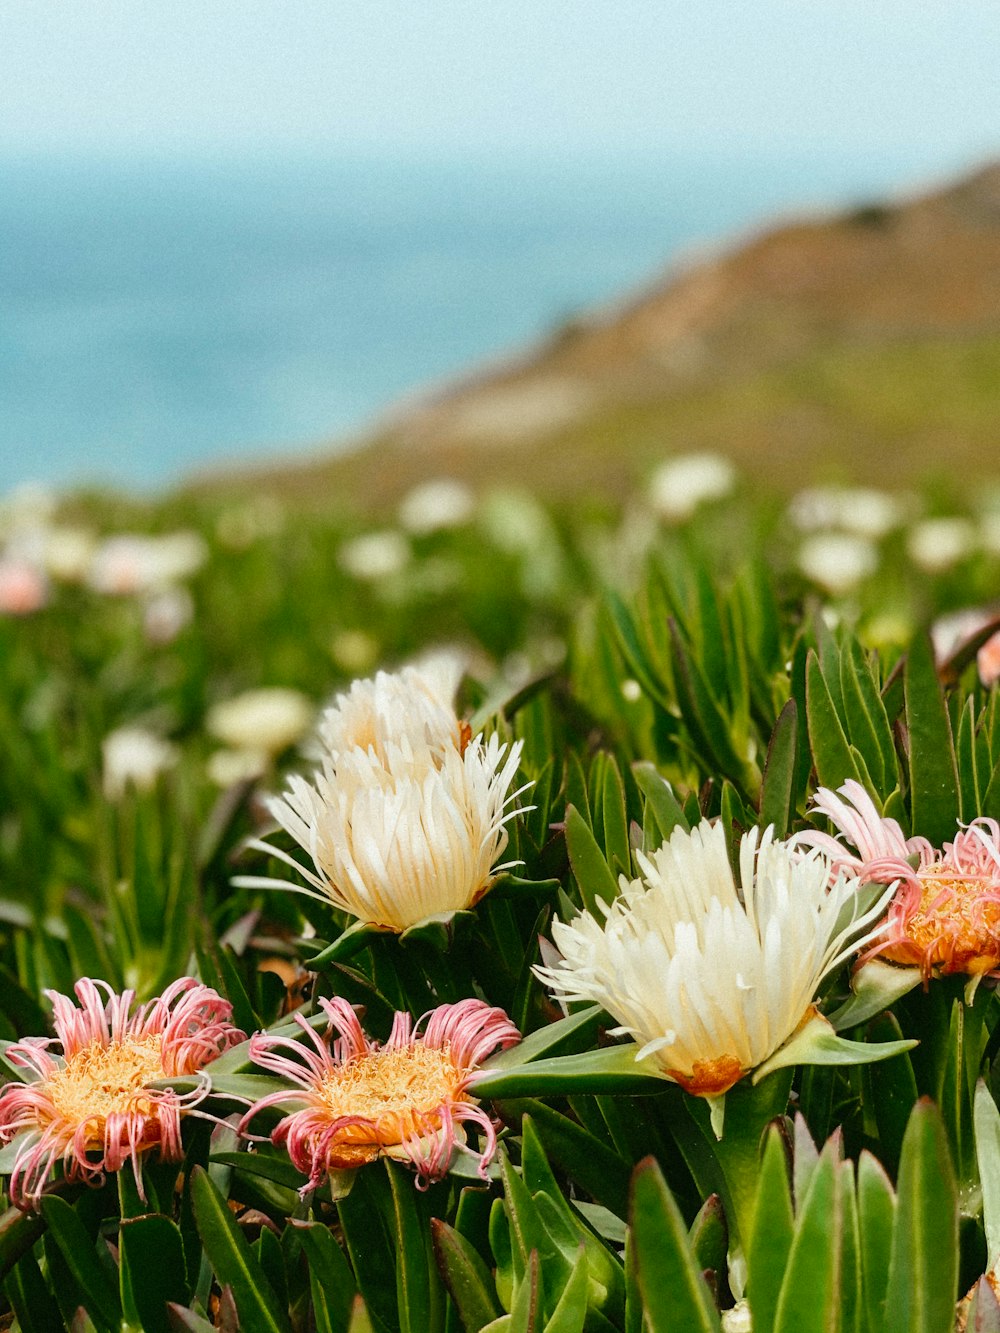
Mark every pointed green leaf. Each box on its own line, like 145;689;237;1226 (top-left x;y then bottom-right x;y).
387;1160;439;1333
884;1100;958;1333
632;763;690;845
433;1219;502;1333
774;1146;841;1333
520;1105;631;1224
751;1013;916;1083
747;1125;794;1333
296;1223;357;1333
688;1194;727;1280
857;1151;895;1333
827;960;923;1031
565;805;619;914
541;1243;588;1333
629;1157;720;1333
806;651;863;791
759;699;798;837
484;1006;605;1072
39;1195;123;1333
904;633;960;847
120;1214;189;1333
189;1165;291;1333
4;1249;64;1333
474;1043;665;1099
975;1080;1000;1270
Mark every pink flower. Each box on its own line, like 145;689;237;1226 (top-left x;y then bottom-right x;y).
796;780;1000;980
240;997;520;1192
0;978;245;1211
0;558;47;616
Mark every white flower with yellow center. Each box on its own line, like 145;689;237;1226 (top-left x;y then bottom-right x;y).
249;658;526;933
536;821;892;1097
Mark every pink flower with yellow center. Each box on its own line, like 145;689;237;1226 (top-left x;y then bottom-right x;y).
0;978;245;1211
240;997;520;1192
796;780;1000;980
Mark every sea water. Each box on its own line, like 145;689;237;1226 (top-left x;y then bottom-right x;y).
0;150;937;492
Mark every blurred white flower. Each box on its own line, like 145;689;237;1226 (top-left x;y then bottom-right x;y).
102;727;177;800
797;532;878;595
788;487;908;539
88;532;208;595
338;530;410;581
206;748;269;788
41;527;96;584
621;679;643;703
648;453;736;522
906;518;977;573
980;511;1000;557
398;479;475;535
478;490;550;553
251;658;525;932
0;558;48;616
535;821;890;1097
143;587;194;646
330;629;380;675
206;688;313;756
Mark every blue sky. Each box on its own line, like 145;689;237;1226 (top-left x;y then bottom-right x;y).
2;1;999;175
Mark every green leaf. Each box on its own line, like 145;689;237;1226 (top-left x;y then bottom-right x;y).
189;1165;292;1333
4;1249;64;1333
669;620;758;795
759;699;798;837
599;756;631;876
484;1006;605;1072
39;1195;122;1333
975;1080;1000;1270
773;1146;841;1333
746;1125;794;1333
0;1204;46;1280
508;1249;541;1333
296;1223;358;1333
857;1151;895;1333
904;633;960;847
884;1099;958;1333
957;696;981;824
433;1219;503;1333
565;805;619;914
751;1013;917;1083
860;1012;919;1179
520;1107;631;1250
688;1194;727;1280
387;1160;440;1333
307;920;389;969
541;1243;588;1333
839;1158;862;1333
120;1214;190;1333
474;1044;666;1099
827;959;923;1032
629;1157;720;1333
605;591;672;712
632;763;690;845
805;651;863;792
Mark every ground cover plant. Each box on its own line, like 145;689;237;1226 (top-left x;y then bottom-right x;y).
3;462;1000;1330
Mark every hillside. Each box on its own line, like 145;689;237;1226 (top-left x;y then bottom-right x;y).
197;160;1000;510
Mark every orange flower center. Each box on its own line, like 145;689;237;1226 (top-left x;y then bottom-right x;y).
667;1054;745;1097
318;1042;466;1166
48;1035;165;1124
883;871;1000;975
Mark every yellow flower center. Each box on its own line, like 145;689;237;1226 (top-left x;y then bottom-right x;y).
317;1042;465;1167
48;1035;165;1124
884;871;1000;975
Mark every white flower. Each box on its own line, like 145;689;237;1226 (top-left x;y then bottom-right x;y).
797;532;878;595
88;532;207;595
206;748;269;787
249;659;526;933
906;518;977;573
788;488;908;539
207;688;313;756
102;727;177;801
536;822;890;1097
338;531;410;581
143;587;194;645
330;629;380;674
398;479;475;535
0;558;47;616
317;652;467;764
648;453;736;522
42;527;97;584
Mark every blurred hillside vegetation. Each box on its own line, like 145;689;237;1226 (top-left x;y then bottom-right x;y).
193;159;1000;514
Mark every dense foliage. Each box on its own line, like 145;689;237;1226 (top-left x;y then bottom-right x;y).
3;465;1000;1331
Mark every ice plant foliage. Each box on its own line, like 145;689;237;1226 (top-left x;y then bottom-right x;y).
0;978;244;1210
797;780;1000;979
241;996;520;1191
536;821;892;1097
252;657;526;932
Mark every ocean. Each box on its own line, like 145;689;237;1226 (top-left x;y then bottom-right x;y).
0;150;942;493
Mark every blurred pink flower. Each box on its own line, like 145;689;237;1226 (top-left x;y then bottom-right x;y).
796;780;1000;980
0;558;47;616
240;996;519;1192
0;978;244;1211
